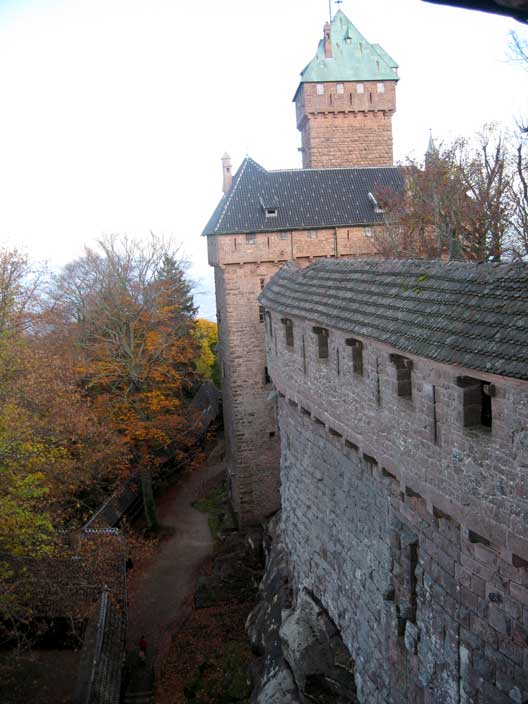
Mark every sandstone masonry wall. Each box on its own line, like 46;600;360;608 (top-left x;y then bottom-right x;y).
266;311;528;703
295;81;396;168
209;227;383;525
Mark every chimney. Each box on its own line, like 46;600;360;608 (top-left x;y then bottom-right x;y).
222;152;232;194
323;21;332;58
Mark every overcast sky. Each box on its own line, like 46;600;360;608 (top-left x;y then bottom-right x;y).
0;0;526;318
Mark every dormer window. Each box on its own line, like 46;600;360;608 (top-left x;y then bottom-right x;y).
265;208;277;218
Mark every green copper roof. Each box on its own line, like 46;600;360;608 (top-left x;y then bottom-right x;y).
298;10;398;85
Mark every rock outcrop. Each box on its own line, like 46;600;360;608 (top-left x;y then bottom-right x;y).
246;515;358;704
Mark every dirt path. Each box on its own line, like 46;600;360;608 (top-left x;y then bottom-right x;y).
127;444;225;666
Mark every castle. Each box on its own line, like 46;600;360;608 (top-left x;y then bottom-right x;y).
203;9;528;702
203;10;401;525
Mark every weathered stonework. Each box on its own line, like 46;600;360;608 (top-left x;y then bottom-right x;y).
257;297;528;703
208;227;383;525
205;8;400;526
295;82;396;169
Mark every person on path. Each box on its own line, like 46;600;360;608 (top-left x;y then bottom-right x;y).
139;635;147;663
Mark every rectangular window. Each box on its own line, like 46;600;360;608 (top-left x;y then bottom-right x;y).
316;83;325;95
390;354;413;399
313;326;329;359
307;231;317;239
456;376;494;429
281;318;294;348
246;233;256;244
279;232;289;240
377;82;385;93
336;83;344;94
346;338;364;375
265;311;273;338
356;83;364;94
364;227;373;237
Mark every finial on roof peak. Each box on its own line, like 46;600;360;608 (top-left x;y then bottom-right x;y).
426;129;436;155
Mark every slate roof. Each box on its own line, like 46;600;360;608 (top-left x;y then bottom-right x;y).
259;259;528;381
202;157;404;236
296;10;398;89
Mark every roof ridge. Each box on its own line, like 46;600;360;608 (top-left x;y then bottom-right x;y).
268;165;402;174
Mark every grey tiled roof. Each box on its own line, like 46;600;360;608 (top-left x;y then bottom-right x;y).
202;157;404;236
259;259;528;380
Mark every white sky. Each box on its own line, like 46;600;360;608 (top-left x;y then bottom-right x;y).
0;0;526;318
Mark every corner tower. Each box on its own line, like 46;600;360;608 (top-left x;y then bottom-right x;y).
294;10;398;168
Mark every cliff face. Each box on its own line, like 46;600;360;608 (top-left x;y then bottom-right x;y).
247;516;358;704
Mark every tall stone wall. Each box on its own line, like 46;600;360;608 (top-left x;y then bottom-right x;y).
266;311;528;703
214;262;280;525
208;227;383;525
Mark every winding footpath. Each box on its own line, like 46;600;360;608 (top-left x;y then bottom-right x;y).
125;441;225;701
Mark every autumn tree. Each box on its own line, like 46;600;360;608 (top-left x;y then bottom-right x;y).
195;318;219;386
375;126;516;261
51;235;200;530
0;249;127;639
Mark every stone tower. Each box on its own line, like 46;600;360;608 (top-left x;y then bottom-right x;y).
294;10;398;168
204;11;401;527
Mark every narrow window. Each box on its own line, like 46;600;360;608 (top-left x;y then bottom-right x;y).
369;91;373;104
432;385;438;444
246;233;256;244
336;83;344;94
259;305;265;323
375;357;381;407
265;311;273;338
390;354;413;399
456;376;494;429
316;83;325;95
281;318;294;348
264;367;271;384
377;82;385;93
302;335;306;375
313;326;329;360
234;238;237;250
329;93;333;106
356;83;364;94
336;347;340;376
260;277;265;290
346;338;363;375
267;236;270;248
